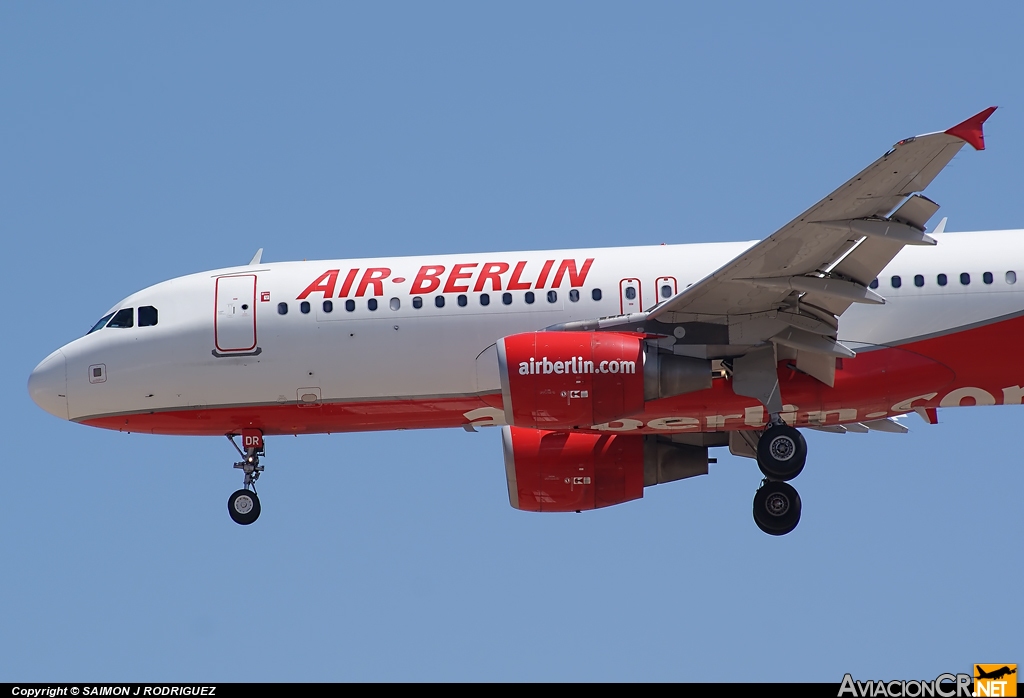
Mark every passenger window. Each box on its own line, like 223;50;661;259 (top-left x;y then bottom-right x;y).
983;272;993;285
661;285;672;299
412;296;423;309
278;302;288;315
345;299;356;312
138;306;158;327
458;294;467;307
368;298;378;311
434;295;445;308
1007;271;1017;285
914;275;924;288
390;297;400;311
961;273;971;286
869;278;879;289
480;293;490;306
88;313;115;334
300;301;311;314
547;290;558;303
323;300;333;313
525;291;535;304
937;274;947;286
592;288;602;301
502;292;512;305
569;289;580;302
107;308;134;328
891;276;901;289
625;287;637;300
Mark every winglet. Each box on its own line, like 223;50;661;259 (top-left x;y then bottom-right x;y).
945;106;997;150
249;248;263;265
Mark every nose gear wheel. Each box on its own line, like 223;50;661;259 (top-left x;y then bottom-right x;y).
228;489;261;525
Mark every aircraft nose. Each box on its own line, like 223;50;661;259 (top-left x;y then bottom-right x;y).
28;349;69;420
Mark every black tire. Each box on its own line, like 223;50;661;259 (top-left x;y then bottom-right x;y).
228;489;261;525
752;480;801;536
756;424;807;481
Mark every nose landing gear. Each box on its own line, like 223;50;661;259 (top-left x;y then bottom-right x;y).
227;432;265;525
751;419;807;536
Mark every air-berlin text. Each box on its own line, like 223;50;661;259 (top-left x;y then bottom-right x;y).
297;259;595;299
519;357;636;375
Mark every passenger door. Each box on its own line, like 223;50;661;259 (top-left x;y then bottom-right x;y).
214;274;258;353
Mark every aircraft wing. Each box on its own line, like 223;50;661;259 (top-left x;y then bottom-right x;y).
650;107;995;321
554;108;996;390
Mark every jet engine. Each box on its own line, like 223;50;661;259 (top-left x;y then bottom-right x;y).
502;426;710;512
496;331;711;429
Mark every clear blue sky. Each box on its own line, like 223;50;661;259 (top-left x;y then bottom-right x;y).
2;1;1021;682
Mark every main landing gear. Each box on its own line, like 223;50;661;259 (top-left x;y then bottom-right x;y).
227;432;265;525
752;422;806;536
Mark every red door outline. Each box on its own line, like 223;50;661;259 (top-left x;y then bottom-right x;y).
214;275;258;352
619;278;642;315
655;276;678;305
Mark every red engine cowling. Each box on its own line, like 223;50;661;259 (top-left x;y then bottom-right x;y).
502;426;645;511
497;331;645;428
502;426;710;512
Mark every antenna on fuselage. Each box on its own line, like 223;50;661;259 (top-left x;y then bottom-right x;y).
249;248;264;265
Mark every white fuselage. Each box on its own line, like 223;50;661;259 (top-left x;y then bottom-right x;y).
28;229;1024;432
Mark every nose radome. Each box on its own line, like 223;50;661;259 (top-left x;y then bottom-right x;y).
28;349;68;420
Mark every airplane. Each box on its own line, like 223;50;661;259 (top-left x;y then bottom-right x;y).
976;666;1016;681
28;107;1013;535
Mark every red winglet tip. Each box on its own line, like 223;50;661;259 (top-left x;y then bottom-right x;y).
945;106;997;150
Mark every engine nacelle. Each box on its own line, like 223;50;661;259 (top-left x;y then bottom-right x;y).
497;331;644;428
497;331;712;429
502;426;710;512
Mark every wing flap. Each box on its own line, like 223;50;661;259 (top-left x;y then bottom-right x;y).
830;236;905;288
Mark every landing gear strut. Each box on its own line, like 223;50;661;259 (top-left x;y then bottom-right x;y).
751;420;807;536
227;432;264;525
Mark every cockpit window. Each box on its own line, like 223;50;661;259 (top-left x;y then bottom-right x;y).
87;313;115;335
138;306;158;327
106;308;134;328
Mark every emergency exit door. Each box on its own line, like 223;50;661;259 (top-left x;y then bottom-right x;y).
655;276;678;303
619;278;641;314
215;275;258;353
